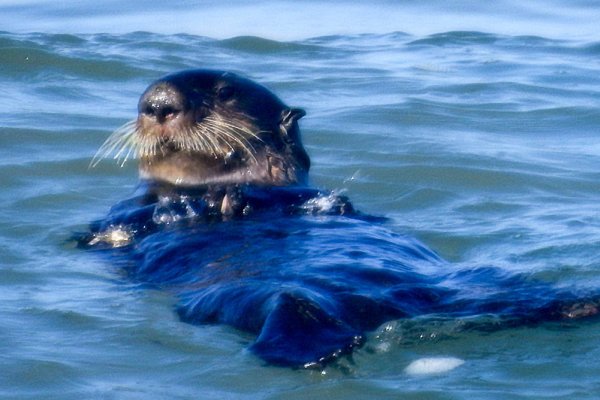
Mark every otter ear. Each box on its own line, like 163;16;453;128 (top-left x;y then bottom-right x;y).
280;108;306;131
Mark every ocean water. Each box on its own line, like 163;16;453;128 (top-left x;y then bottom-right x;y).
1;1;600;399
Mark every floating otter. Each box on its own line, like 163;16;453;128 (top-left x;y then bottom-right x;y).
82;69;600;368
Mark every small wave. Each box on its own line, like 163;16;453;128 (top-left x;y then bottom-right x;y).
408;31;499;47
580;41;600;56
219;35;322;54
0;33;146;80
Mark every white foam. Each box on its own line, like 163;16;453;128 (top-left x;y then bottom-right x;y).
299;192;341;214
404;357;465;376
88;225;133;248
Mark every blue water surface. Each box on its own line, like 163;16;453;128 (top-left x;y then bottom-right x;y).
1;1;600;399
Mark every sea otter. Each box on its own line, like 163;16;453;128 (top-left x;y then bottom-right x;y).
81;69;599;368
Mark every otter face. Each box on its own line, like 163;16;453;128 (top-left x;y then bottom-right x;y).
93;69;310;187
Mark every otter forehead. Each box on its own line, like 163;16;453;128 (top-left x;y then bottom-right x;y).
138;69;287;120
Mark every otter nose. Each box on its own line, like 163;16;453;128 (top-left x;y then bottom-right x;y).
143;103;179;122
138;83;185;124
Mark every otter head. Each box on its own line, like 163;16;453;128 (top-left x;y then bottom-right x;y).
94;69;310;186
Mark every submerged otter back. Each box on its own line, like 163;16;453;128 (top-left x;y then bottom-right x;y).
79;185;598;367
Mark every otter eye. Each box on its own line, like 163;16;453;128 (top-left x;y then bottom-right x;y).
217;86;235;102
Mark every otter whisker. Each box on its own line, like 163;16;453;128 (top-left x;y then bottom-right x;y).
201;115;263;162
198;121;234;158
223;126;263;160
203;123;227;157
136;129;162;159
205;125;236;154
90;120;139;168
217;118;265;142
146;134;157;158
190;125;214;154
204;123;250;154
112;128;141;163
207;115;263;141
214;121;269;161
120;143;135;167
92;131;130;164
208;122;257;162
187;124;215;155
179;128;193;152
204;121;243;150
91;114;269;169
